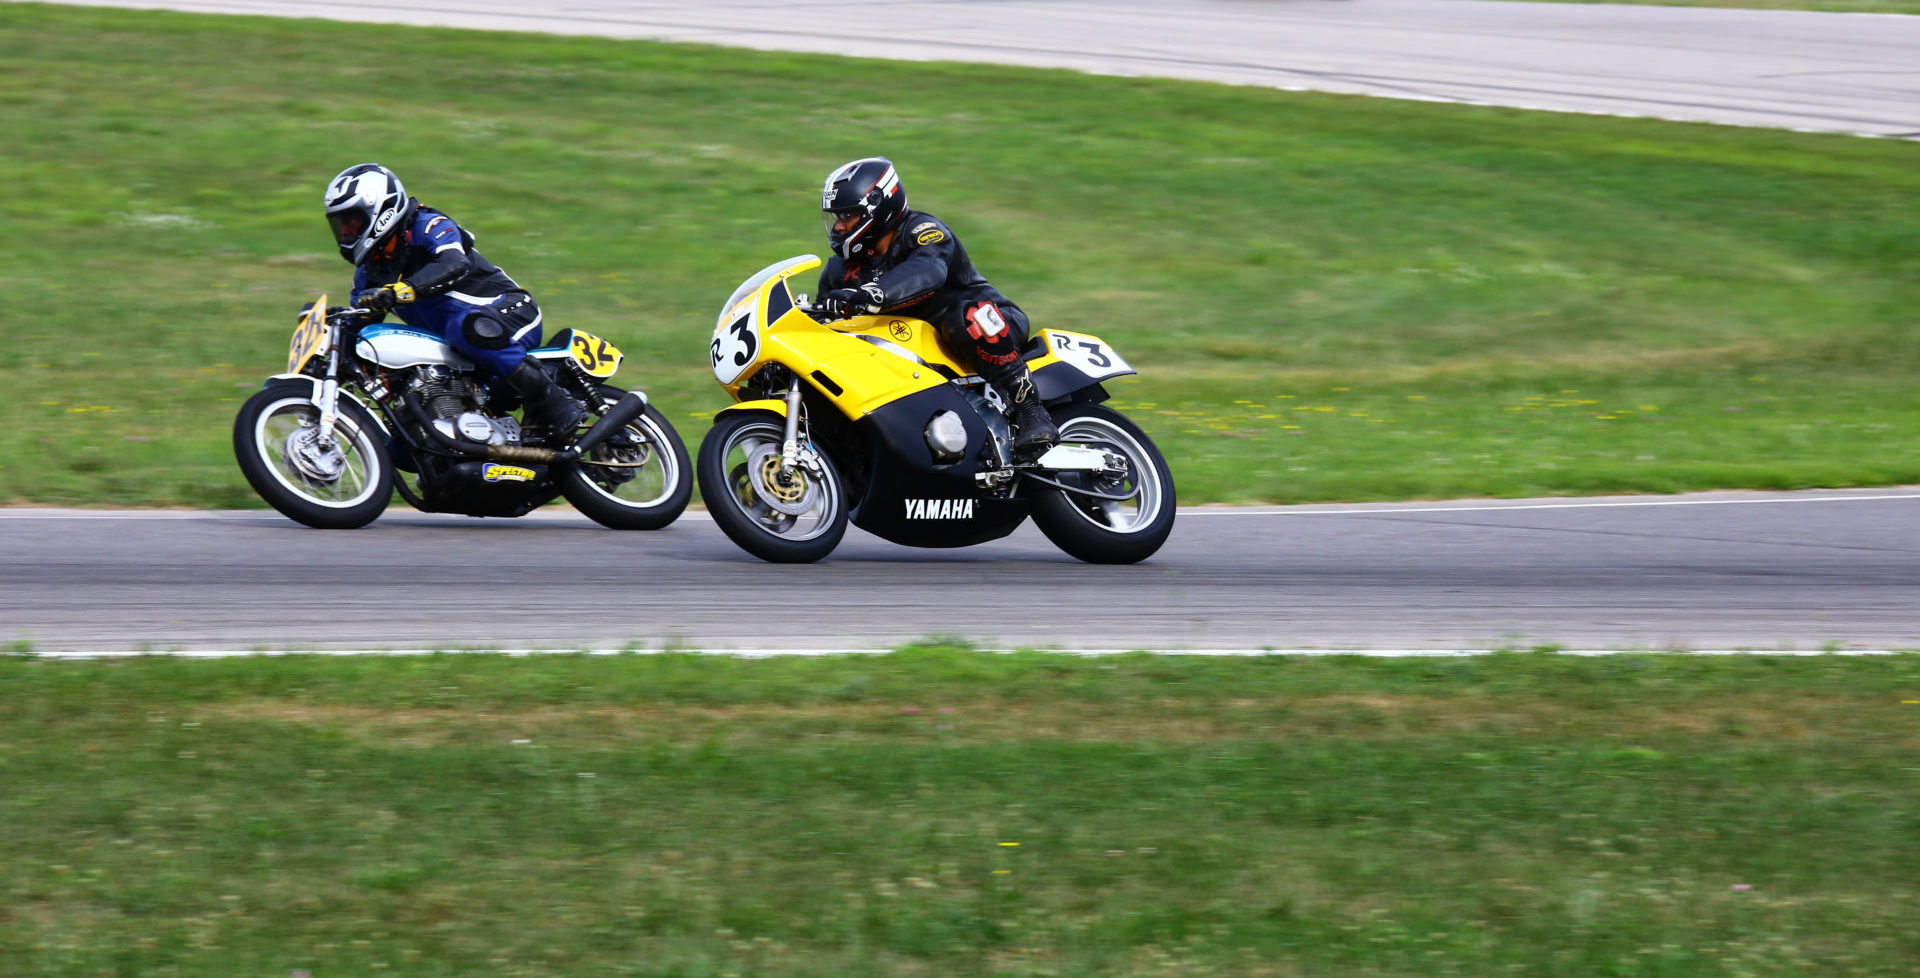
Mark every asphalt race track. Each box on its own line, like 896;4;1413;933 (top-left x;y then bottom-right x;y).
13;2;1920;654
5;491;1918;653
38;0;1920;138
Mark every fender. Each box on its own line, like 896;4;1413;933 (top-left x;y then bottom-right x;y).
714;398;789;420
263;372;324;402
259;374;392;435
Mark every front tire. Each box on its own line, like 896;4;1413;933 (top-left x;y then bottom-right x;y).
558;386;693;530
1029;403;1176;563
696;411;848;563
233;381;392;529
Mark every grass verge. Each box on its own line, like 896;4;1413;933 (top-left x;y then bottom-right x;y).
3;646;1918;976
2;5;1918;506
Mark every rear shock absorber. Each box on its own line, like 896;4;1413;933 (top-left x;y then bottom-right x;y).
557;353;603;408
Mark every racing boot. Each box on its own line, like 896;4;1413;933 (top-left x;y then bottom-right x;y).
985;362;1058;454
505;358;585;440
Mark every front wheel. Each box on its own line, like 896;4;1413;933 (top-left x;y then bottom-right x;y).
696;411;848;563
233;381;392;529
1029;403;1176;563
558;386;693;530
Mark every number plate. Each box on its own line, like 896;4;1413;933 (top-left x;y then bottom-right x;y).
1043;329;1132;380
710;306;761;385
287;295;332;374
568;329;623;378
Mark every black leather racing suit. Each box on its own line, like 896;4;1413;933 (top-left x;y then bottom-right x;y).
817;209;1030;375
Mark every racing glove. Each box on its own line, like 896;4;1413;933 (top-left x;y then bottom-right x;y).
354;280;417;313
818;282;887;320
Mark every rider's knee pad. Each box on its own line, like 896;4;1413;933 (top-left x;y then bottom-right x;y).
965;302;1023;366
461;312;511;350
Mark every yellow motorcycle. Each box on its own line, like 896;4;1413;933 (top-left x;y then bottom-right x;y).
697;255;1175;563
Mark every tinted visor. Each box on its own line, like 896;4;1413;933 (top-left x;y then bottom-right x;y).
830;208;867;231
328;209;370;246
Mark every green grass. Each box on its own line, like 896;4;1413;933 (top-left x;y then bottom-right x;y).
3;4;1919;507
3;646;1918;976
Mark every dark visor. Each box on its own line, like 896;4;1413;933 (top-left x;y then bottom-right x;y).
328;210;369;245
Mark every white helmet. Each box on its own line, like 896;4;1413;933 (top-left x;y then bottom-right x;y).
324;163;414;265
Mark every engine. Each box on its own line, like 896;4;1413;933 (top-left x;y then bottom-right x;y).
391;365;548;516
409;366;522;447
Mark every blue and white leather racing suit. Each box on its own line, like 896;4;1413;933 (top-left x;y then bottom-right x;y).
352;206;541;378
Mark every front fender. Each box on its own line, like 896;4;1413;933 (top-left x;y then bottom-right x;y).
262;372;324;401
714;398;789;420
258;374;391;436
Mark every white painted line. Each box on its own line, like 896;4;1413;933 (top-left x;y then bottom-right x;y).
4;491;1919;521
22;647;1907;660
1183;493;1920;517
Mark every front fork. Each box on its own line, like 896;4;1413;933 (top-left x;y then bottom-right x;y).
312;321;347;450
779;375;804;471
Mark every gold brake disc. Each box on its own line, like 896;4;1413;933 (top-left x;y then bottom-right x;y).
755;453;807;504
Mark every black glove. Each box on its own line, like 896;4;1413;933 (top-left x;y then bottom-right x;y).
818;282;886;320
354;287;396;313
354;281;416;313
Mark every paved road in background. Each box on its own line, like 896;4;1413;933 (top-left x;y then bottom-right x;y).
40;0;1920;138
6;492;1918;653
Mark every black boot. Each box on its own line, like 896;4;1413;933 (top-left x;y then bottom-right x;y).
505;359;585;438
986;363;1057;453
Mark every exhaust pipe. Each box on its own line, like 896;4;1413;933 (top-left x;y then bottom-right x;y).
556;391;646;463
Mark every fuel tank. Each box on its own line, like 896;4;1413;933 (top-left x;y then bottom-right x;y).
355;323;474;370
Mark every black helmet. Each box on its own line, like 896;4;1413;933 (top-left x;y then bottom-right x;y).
324;163;415;265
821;157;906;260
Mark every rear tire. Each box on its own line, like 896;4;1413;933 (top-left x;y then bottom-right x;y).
696;411;848;563
233;381;392;529
1029;403;1176;563
558;386;692;530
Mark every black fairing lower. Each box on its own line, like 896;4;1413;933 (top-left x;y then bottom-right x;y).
415;458;560;517
844;385;1030;548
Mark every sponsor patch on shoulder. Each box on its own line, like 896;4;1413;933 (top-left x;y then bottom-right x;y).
912;222;946;246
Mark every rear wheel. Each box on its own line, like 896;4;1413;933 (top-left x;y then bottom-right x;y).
558;386;692;530
696;411;848;563
1029;403;1175;563
233;381;392;529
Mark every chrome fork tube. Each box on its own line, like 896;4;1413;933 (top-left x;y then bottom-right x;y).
780;376;803;470
314;321;345;449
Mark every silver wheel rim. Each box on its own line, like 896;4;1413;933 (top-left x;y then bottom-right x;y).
576;414;683;509
1054;415;1166;534
719;422;840;542
252;396;383;509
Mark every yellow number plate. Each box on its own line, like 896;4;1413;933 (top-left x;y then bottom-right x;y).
287;294;332;374
569;330;623;378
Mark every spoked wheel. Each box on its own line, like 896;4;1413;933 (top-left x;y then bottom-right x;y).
233;381;392;529
558;385;693;530
1029;403;1176;563
696;411;848;563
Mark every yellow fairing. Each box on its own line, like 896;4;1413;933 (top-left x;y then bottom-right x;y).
763;311;963;419
714;256;969;419
715;398;789;419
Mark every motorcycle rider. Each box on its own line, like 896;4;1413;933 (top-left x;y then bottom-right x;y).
323;163;583;437
814;158;1059;452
